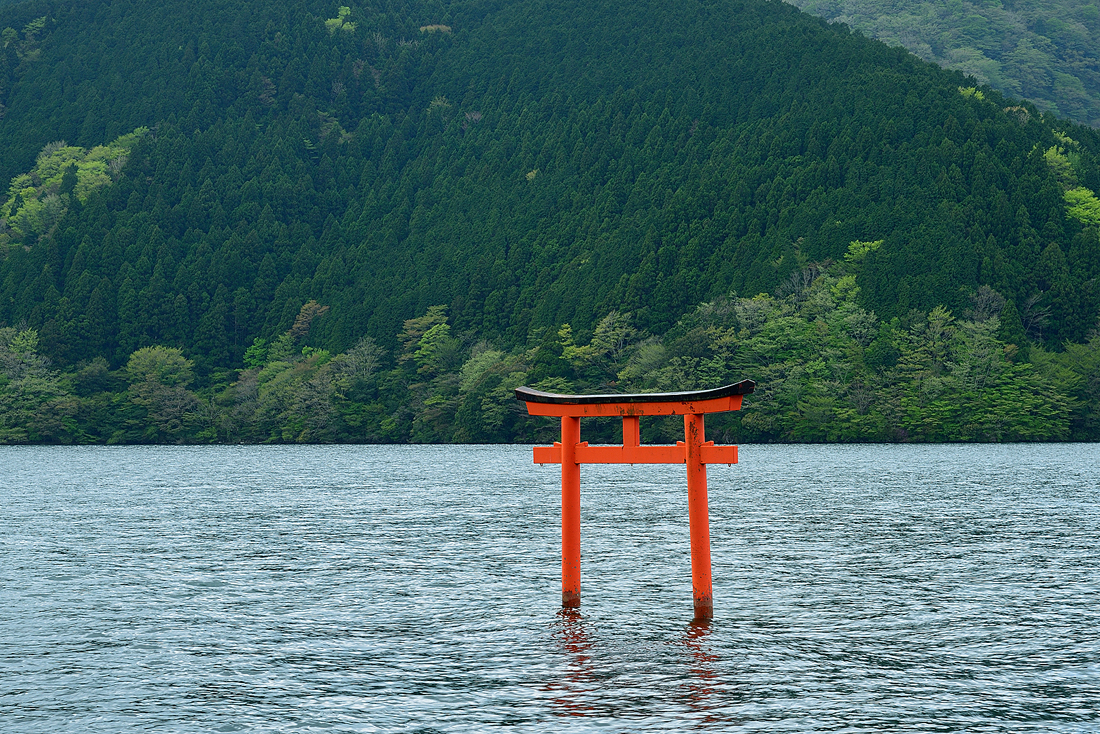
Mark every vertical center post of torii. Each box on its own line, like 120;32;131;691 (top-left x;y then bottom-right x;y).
516;380;755;620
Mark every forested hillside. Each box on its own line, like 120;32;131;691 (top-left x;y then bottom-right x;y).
1;0;1099;443
787;0;1100;128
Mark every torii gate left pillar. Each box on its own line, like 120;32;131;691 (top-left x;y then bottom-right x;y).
516;380;755;620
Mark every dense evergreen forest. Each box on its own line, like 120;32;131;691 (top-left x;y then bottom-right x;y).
1;0;1099;443
787;0;1100;128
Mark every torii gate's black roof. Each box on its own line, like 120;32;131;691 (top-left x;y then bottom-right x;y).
515;380;755;405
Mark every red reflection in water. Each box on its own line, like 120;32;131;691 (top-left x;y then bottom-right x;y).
545;613;727;723
546;609;596;717
679;618;722;724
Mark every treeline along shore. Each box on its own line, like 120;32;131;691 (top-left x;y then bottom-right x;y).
4;248;1098;444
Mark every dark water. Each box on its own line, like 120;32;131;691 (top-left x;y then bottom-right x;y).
2;444;1099;732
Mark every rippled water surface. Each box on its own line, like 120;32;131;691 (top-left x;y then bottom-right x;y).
2;444;1100;731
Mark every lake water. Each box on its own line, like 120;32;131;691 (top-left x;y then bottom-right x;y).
2;443;1099;732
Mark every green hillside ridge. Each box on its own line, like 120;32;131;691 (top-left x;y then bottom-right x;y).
786;0;1100;128
0;0;1099;443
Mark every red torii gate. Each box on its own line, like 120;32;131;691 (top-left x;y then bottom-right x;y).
515;380;755;620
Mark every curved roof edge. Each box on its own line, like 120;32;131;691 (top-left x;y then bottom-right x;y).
515;379;755;405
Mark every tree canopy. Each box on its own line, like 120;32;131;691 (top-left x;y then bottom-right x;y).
0;0;1098;442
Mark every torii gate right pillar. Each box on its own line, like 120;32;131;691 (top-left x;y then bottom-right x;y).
684;412;713;619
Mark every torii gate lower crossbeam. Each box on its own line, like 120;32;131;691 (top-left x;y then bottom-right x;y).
515;380;755;620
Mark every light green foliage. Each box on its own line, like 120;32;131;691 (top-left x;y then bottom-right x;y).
2;280;1095;443
0;327;75;443
1042;143;1100;225
0;128;147;243
225;316;385;443
459;345;505;392
243;338;268;368
1052;130;1077;148
257;359;293;385
6;327;38;355
22;17;46;39
325;6;355;33
1043;146;1079;188
33;142;83;183
213;301;361;442
253;353;335;441
125;346;199;441
398;305;448;364
959;86;985;101
126;346;195;387
1064;187;1100;226
265;334;298;362
844;239;883;264
414;322;461;376
541;264;1079;443
1042;335;1100;436
75;160;112;199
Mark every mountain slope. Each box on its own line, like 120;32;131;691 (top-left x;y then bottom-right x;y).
786;0;1100;128
0;0;1097;378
